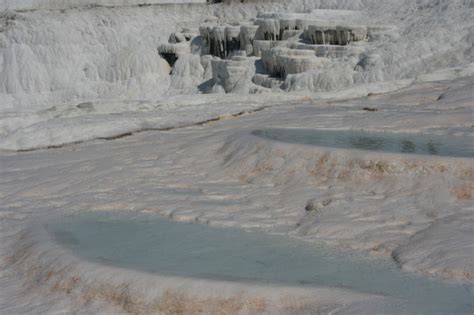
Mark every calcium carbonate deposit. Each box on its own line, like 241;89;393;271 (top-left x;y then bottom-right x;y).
0;0;473;314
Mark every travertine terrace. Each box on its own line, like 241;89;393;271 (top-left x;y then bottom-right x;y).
160;9;386;93
0;0;473;314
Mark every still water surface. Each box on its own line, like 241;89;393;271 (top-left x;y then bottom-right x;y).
252;129;474;158
50;212;473;314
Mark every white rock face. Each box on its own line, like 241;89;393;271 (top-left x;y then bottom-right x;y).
183;1;473;95
0;6;206;112
169;54;204;94
210;56;257;93
0;2;473;314
239;24;259;55
0;0;471;114
305;25;367;45
261;47;327;78
0;0;471;150
1;74;473;314
0;0;207;11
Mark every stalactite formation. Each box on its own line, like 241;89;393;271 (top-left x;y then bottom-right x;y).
158;10;398;94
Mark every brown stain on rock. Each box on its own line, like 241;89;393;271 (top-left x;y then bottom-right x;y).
154;290;268;315
451;183;473;200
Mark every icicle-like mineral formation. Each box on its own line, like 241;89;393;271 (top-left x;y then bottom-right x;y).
239;25;259;56
305;25;367;45
157;9;397;95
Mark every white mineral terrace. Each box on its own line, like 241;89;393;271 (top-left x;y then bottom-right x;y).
0;0;473;314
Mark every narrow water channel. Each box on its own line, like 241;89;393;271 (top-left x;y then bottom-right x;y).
252;129;474;158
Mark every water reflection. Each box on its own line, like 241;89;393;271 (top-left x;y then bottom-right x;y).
349;136;385;150
400;140;416;153
426;141;441;155
252;129;473;158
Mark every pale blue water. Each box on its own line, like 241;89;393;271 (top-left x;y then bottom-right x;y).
252;129;474;158
49;212;473;314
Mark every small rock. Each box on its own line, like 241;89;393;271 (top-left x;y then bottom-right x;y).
169;32;186;44
363;107;378;112
76;102;94;111
305;198;332;212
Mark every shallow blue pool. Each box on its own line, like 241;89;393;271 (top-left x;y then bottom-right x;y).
49;212;473;314
252;129;474;158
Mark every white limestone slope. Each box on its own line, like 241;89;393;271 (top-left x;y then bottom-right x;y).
0;1;472;313
0;5;204;112
0;0;207;11
0;0;369;113
0;1;471;151
0;76;472;314
0;0;471;109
